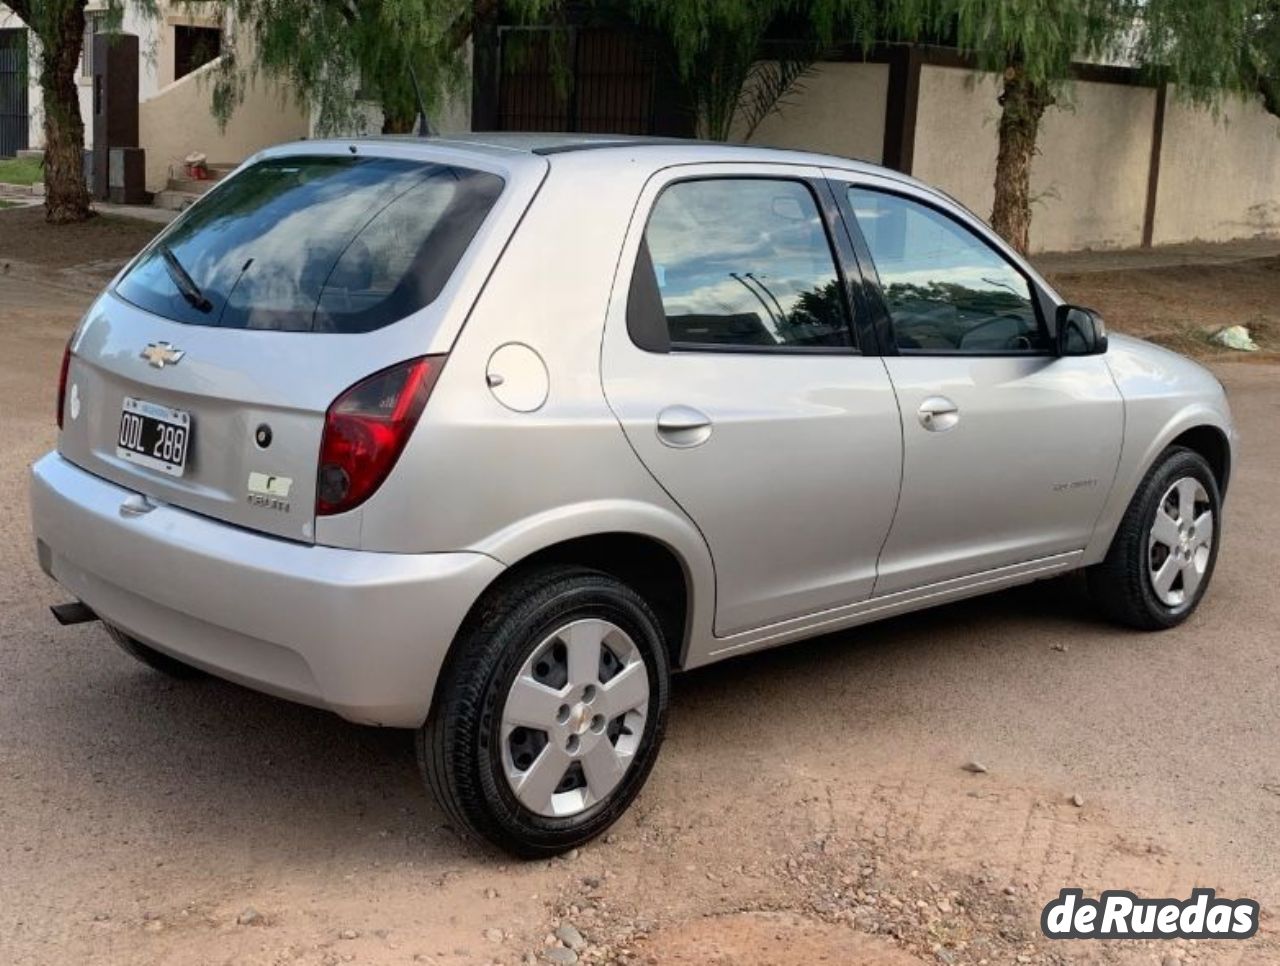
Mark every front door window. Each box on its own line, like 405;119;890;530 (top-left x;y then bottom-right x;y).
848;187;1049;355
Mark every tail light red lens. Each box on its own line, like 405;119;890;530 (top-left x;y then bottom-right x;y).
56;339;72;430
316;355;444;516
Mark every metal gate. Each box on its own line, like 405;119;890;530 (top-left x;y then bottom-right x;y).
497;27;659;135
0;29;31;158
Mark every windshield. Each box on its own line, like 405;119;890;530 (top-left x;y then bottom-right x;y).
116;155;505;333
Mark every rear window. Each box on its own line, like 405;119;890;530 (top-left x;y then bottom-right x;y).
116;156;504;333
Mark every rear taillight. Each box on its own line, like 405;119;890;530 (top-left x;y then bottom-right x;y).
56;339;72;429
316;355;444;516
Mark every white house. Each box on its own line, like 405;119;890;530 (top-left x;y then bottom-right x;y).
0;1;307;200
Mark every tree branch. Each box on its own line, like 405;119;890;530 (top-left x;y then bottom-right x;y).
1260;76;1280;119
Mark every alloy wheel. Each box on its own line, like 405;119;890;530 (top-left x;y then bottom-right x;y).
500;619;650;818
1147;476;1214;608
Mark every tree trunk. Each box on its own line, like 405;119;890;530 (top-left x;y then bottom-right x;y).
38;1;92;224
1259;76;1280;119
990;61;1054;256
381;107;416;135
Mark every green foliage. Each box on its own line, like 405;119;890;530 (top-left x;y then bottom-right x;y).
203;0;556;135
1132;0;1280;117
738;54;821;141
0;156;44;186
13;0;153;53
885;0;1129;85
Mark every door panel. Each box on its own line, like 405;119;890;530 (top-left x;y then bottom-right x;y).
601;164;903;635
608;353;903;634
875;355;1122;594
824;172;1124;594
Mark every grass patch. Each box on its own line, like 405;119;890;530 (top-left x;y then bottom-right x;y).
0;200;17;210
0;156;43;187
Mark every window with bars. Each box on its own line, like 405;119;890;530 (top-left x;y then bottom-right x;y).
80;12;107;80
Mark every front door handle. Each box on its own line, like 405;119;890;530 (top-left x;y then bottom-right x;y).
656;405;713;448
917;396;960;432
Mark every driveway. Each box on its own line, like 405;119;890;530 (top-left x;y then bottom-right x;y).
1;246;1277;965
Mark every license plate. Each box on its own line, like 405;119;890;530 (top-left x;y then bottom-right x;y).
116;397;191;477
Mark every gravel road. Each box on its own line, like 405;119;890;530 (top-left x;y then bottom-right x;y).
1;252;1277;966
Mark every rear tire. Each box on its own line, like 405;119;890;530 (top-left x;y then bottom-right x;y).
105;625;205;679
1087;446;1221;630
418;565;670;858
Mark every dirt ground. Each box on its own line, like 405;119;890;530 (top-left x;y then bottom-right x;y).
1046;255;1280;360
2;212;1279;966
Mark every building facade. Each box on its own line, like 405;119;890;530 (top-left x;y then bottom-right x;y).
0;2;307;195
2;5;1279;253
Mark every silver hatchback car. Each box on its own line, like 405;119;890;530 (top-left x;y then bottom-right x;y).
31;134;1235;855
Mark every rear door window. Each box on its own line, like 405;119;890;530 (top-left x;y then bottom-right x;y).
628;178;855;351
116;156;504;333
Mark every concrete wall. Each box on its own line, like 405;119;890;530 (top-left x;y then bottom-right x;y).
1031;79;1156;251
1152;90;1280;245
138;58;308;191
910;65;1002;218
910;66;1158;253
737;62;889;164
11;9;1280;251
739;58;1280;252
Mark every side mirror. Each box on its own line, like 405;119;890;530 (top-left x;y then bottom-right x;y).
1056;305;1108;356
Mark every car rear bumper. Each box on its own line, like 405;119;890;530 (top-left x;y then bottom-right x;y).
30;452;503;727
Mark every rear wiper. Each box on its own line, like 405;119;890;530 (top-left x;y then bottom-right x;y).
160;245;212;313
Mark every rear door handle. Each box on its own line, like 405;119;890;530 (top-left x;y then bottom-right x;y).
656;405;713;448
917;396;959;432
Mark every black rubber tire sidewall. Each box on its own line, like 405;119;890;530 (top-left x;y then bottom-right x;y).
419;566;670;858
1088;447;1222;630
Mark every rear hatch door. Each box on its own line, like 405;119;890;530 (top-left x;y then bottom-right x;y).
57;145;540;542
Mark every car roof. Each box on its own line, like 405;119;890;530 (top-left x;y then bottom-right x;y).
314;131;909;183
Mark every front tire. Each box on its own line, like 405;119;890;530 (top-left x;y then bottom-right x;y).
1087;446;1221;630
418;565;670;857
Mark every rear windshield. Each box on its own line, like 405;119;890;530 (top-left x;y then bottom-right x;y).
115;156;504;333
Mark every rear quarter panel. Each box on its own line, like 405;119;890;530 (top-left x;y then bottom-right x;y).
335;151;717;658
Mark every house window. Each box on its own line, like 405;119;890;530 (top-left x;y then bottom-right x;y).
80;13;106;80
174;25;220;80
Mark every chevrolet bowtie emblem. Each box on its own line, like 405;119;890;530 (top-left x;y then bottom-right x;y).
141;342;185;369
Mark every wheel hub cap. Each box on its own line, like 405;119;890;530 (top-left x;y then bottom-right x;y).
1147;476;1213;608
567;703;590;734
500;619;650;818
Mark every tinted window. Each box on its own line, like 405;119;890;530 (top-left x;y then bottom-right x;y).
849;188;1049;354
634;179;852;350
116;156;504;333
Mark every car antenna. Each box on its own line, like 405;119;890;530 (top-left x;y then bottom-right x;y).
408;63;434;137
